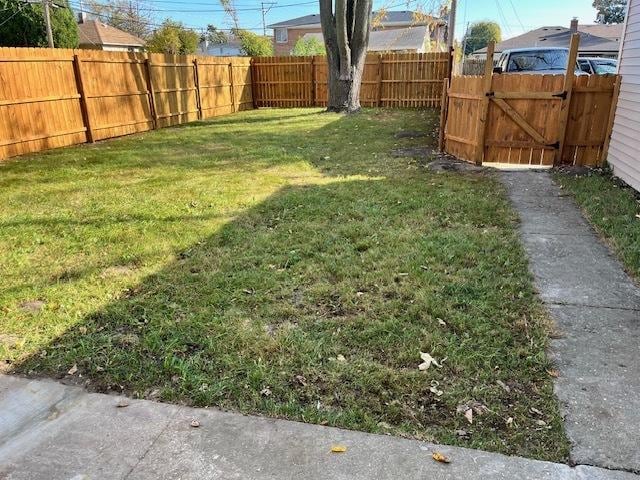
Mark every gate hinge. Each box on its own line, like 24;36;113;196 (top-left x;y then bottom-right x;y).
486;91;495;97
553;91;568;100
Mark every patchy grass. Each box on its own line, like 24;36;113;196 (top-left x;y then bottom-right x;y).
554;168;640;279
0;108;568;461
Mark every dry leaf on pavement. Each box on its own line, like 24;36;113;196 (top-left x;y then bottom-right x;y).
432;452;451;463
330;445;347;453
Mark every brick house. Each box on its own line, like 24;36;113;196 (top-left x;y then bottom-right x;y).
267;11;446;56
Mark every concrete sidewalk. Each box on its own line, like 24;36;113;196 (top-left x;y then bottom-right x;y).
0;375;637;480
501;171;640;474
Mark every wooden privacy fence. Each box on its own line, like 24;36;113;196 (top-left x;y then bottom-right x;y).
440;37;622;167
251;52;452;108
0;47;252;159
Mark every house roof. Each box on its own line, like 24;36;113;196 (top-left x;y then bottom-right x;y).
578;23;623;41
301;25;429;52
474;25;620;55
78;20;145;47
267;10;438;29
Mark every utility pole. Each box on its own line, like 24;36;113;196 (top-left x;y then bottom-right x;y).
447;0;457;49
42;0;54;48
261;2;275;36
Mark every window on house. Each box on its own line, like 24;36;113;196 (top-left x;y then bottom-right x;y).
275;28;288;43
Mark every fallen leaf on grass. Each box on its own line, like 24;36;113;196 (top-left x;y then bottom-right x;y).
418;352;441;371
336;354;346;362
330;445;347;453
432;452;451;464
496;379;511;393
547;369;560;378
67;364;78;375
464;409;473;424
260;387;272;397
529;407;544;416
437;318;447;327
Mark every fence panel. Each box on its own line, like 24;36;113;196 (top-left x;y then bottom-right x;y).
443;75;484;162
485;74;564;166
76;50;154;141
252;51;451;108
0;47;87;159
443;73;621;167
562;74;620;166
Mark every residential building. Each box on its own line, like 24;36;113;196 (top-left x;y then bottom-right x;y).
199;37;243;56
77;19;145;52
267;11;445;56
606;0;640;192
473;19;622;58
300;25;435;54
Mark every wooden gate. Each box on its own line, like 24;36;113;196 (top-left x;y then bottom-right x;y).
440;36;621;167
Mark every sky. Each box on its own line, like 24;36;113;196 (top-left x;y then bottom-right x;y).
79;0;600;39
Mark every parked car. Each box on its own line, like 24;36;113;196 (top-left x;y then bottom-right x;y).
493;47;587;75
578;57;618;74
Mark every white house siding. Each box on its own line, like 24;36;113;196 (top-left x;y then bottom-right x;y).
608;0;640;192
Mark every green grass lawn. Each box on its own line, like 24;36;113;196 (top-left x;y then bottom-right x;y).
554;168;640;279
0;108;568;461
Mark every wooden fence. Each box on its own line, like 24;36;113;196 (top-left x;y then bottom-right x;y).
251;52;452;108
440;37;622;167
0;47;252;159
0;48;452;160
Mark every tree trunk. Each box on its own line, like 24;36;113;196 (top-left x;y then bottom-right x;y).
326;49;366;112
320;0;372;114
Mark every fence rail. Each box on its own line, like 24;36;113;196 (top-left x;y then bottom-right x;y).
0;48;451;160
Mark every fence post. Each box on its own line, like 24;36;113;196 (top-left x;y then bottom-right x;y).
376;54;383;107
228;61;236;113
556;33;581;165
310;56;316;106
250;58;258;109
601;74;622;166
439;77;450;152
144;57;158;129
474;42;495;165
193;58;203;120
72;54;94;143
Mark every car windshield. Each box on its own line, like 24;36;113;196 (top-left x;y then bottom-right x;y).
593;61;617;74
507;50;569;72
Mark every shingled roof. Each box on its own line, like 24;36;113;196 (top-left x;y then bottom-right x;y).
267;11;439;28
474;25;620;55
301;25;430;52
78;20;145;48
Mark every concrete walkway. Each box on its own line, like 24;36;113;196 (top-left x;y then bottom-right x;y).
501;171;640;474
0;375;638;480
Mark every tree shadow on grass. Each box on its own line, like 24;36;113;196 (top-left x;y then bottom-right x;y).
13;175;562;459
5;108;567;460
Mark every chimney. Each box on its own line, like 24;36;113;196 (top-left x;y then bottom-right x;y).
570;17;579;33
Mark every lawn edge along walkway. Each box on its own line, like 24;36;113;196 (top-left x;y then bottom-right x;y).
501;170;640;474
0;374;637;480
